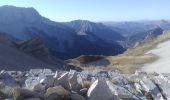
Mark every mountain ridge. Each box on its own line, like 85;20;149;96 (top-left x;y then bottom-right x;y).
0;5;125;59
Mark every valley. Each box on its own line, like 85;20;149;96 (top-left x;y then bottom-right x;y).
0;2;170;100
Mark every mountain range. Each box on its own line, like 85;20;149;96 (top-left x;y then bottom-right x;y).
0;5;169;70
0;5;126;60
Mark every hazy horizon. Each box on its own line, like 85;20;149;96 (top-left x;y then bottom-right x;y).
0;0;170;22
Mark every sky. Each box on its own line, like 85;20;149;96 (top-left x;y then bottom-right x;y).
0;0;170;22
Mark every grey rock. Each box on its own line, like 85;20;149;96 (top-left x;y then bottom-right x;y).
79;88;88;96
25;77;40;90
87;78;119;100
108;83;138;100
12;88;43;100
140;77;164;100
56;72;70;90
0;70;18;87
71;93;85;100
40;75;54;88
23;98;41;100
33;83;46;93
153;74;170;99
45;86;70;98
68;70;82;91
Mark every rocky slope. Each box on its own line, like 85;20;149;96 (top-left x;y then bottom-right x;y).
124;27;163;48
0;32;79;71
1;69;170;100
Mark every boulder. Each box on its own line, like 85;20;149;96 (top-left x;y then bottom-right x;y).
25;74;54;90
25;77;40;90
68;70;82;91
45;86;70;99
71;93;85;100
153;75;170;99
125;83;147;100
140;77;164;100
12;88;43;100
44;93;60;100
56;72;70;90
23;98;41;100
108;83;138;100
33;83;46;93
79;88;88;96
40;75;54;88
87;78;119;100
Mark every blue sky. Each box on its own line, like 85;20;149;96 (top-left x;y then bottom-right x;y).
0;0;170;22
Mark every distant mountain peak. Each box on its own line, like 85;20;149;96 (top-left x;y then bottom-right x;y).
0;5;37;12
65;20;124;42
0;5;41;23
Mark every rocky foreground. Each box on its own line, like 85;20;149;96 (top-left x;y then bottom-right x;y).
0;69;170;100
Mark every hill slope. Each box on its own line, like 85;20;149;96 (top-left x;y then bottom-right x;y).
0;32;77;71
0;43;57;70
142;40;170;73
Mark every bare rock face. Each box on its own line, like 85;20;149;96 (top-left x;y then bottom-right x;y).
87;78;119;100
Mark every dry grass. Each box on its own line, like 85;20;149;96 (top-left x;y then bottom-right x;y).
110;54;158;65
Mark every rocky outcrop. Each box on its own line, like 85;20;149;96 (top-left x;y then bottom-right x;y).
1;69;170;100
